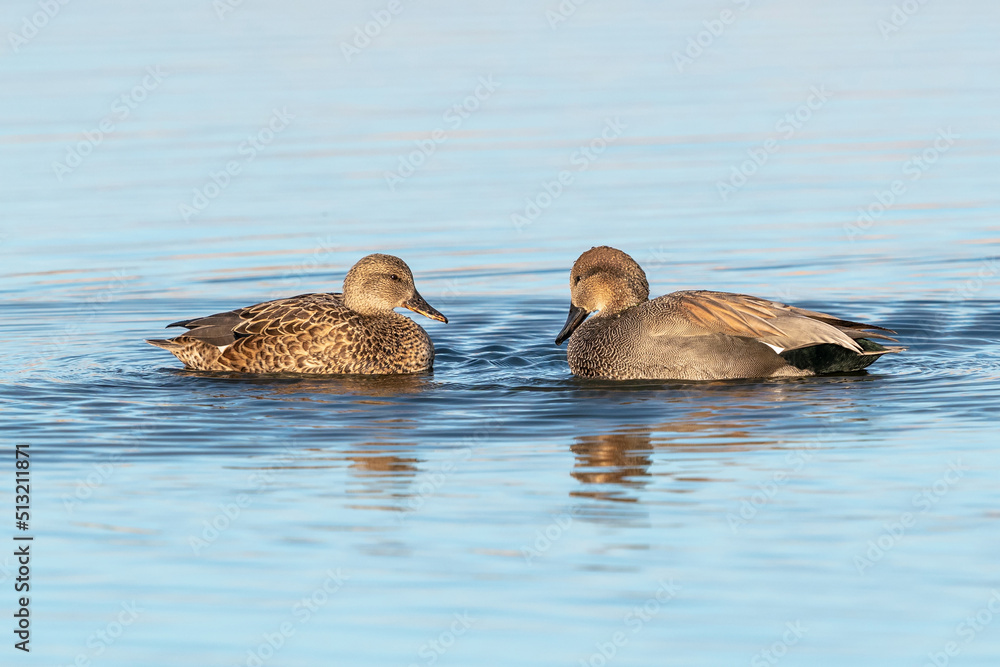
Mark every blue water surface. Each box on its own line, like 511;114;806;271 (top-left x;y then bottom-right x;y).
1;1;999;665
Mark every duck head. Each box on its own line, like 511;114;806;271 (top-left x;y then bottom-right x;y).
555;246;649;345
343;254;448;323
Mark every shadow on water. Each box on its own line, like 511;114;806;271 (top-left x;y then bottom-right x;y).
314;373;884;528
166;368;439;398
571;430;654;503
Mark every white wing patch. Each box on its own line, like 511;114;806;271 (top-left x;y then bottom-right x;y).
763;343;784;354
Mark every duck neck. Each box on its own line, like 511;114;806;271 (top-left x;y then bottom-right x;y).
343;290;391;317
597;294;645;317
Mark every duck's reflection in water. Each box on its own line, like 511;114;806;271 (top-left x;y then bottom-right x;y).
335;379;868;527
173;369;436;400
342;443;422;513
571;431;653;502
567;430;657;526
566;402;845;523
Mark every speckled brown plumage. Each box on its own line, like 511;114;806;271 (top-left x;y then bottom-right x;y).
147;254;447;374
556;246;904;381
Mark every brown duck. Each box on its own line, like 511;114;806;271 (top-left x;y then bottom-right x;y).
555;246;903;380
147;254;447;374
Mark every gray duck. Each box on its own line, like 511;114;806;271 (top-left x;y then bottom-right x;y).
555;246;902;380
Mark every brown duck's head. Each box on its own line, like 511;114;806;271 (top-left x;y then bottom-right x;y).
343;254;447;323
555;246;649;345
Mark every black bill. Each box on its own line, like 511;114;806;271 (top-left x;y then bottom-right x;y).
404;290;448;323
555;304;589;345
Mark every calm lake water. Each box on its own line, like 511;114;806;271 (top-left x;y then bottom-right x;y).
2;0;999;665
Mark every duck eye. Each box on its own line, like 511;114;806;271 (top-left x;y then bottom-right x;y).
389;274;400;282
574;276;582;285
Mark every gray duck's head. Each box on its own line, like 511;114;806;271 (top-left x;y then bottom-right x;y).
343;254;447;323
555;246;649;345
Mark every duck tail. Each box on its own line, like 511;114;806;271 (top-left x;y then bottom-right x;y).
146;337;223;370
781;338;905;374
146;338;180;350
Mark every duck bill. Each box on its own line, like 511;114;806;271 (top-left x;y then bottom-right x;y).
555;304;590;345
404;291;448;323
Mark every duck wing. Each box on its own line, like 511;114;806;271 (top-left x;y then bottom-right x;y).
167;293;345;346
661;290;898;353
